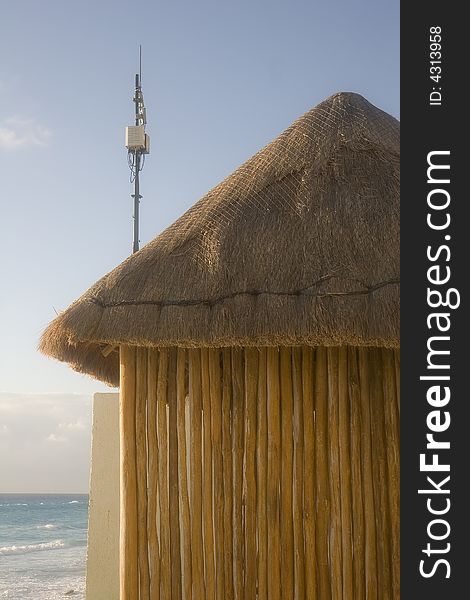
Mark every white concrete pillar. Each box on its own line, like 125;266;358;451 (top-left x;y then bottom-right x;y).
86;393;120;600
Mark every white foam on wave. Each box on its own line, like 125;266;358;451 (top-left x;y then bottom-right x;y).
36;523;57;530
0;539;65;556
68;501;80;504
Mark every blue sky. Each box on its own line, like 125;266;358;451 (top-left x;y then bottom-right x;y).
0;0;399;491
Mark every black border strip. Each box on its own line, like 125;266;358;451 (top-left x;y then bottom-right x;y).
401;4;468;596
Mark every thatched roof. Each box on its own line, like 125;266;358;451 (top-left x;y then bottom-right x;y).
40;92;399;386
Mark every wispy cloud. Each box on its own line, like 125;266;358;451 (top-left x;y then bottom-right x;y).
46;432;67;443
44;420;87;443
59;420;87;432
0;116;52;150
0;392;92;492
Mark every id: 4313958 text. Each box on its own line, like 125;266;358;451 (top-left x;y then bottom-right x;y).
429;26;442;106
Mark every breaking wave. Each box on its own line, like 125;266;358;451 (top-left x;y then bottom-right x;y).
0;539;65;556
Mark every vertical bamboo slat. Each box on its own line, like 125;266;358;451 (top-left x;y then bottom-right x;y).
231;348;245;600
314;347;331;600
267;347;281;600
358;348;378;598
327;348;342;599
303;346;317;600
189;349;205;599
381;349;400;599
201;349;216;600
256;348;268;600
120;346;138;600
371;348;393;599
222;349;234;600
147;349;160;600
136;348;150;599
177;348;192;600
394;349;400;417
209;349;225;600
292;348;305;600
244;348;258;600
338;347;353;600
168;349;182;600
348;347;365;600
157;350;171;600
280;348;294;600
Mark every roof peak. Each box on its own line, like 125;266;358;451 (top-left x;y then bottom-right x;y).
326;91;367;101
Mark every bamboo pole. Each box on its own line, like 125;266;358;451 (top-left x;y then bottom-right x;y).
314;346;331;600
209;349;225;600
394;349;400;417
119;345;138;600
256;348;268;600
231;348;245;600
348;347;365;600
177;348;192;600
201;348;216;599
382;348;400;599
157;350;171;600
303;346;317;600
292;348;305;600
338;347;353;600
280;347;294;600
327;348;342;598
244;348;258;600
189;349;205;599
147;349;160;600
136;348;150;599
267;347;281;600
222;349;234;600
370;348;392;599
358;348;378;598
168;349;182;600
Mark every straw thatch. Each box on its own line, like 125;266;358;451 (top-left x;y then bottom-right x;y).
40;92;399;386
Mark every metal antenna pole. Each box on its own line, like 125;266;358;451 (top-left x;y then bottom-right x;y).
133;72;141;254
126;45;149;255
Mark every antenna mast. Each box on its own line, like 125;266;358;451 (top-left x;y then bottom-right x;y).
125;45;150;253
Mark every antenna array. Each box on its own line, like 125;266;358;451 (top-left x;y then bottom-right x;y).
125;45;150;254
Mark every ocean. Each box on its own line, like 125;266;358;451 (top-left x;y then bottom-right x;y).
0;494;88;599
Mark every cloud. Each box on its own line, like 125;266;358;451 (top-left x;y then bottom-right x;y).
46;432;67;443
44;420;87;443
0;116;51;150
0;392;92;492
59;420;86;432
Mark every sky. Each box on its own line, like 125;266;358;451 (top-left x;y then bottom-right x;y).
0;0;399;492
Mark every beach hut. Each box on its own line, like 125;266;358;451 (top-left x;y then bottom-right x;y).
40;91;400;600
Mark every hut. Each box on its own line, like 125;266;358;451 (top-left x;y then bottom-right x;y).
40;91;400;600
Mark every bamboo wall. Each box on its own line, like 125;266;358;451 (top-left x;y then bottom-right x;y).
119;345;400;600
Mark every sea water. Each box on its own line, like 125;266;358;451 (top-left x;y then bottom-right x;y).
0;494;88;599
